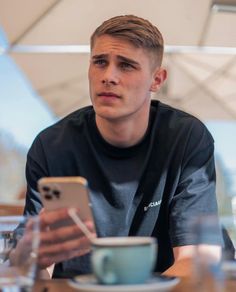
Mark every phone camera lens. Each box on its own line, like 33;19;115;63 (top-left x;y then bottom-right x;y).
45;194;52;200
52;189;60;199
42;186;50;192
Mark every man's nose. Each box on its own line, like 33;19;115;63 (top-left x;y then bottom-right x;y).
102;64;119;86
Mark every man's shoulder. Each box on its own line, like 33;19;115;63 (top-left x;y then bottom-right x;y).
40;105;94;137
29;105;94;152
151;100;213;142
152;100;206;127
152;100;199;121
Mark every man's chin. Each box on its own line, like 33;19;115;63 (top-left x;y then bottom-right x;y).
95;108;125;122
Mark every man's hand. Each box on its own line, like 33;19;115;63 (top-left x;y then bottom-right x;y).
11;208;96;270
163;245;221;277
38;208;96;268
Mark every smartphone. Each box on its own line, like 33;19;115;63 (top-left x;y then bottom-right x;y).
37;176;95;224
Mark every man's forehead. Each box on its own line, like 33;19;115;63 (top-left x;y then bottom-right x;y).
91;36;148;60
91;35;140;54
92;34;135;47
91;35;159;68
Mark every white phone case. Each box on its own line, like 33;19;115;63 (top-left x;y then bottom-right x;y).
38;176;94;222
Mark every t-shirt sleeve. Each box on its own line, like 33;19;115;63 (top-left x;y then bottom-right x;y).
169;122;222;247
23;136;48;216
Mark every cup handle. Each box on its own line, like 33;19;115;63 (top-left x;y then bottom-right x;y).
93;249;117;284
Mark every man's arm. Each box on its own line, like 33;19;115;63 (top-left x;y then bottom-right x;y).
164;120;223;277
10;208;96;272
163;245;221;277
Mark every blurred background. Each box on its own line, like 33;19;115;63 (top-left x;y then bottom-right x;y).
0;0;235;217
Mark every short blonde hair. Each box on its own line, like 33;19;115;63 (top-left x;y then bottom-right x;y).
90;15;164;66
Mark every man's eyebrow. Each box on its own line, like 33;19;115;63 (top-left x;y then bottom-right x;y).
91;54;140;66
92;54;108;60
117;55;140;66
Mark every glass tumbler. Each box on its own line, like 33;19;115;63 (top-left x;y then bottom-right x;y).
0;216;40;291
191;215;224;292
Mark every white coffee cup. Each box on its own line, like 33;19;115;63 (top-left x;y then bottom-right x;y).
91;236;157;285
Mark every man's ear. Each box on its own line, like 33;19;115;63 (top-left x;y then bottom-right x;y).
150;68;167;92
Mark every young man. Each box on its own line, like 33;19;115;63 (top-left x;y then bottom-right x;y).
14;15;222;278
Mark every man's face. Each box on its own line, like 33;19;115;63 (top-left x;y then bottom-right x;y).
88;35;164;122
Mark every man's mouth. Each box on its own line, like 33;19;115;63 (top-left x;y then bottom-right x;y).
97;92;120;98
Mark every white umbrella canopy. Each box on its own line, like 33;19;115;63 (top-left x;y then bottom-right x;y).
0;0;236;120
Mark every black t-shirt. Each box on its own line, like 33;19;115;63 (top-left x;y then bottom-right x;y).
24;100;220;278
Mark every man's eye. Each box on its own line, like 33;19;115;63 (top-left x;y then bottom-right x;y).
93;59;107;66
120;62;134;70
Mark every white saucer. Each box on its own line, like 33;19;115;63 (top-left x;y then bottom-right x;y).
68;274;180;292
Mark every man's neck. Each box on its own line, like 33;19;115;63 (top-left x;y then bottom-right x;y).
95;111;150;148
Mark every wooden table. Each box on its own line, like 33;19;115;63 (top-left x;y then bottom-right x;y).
33;277;236;292
34;279;74;292
0;202;24;216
